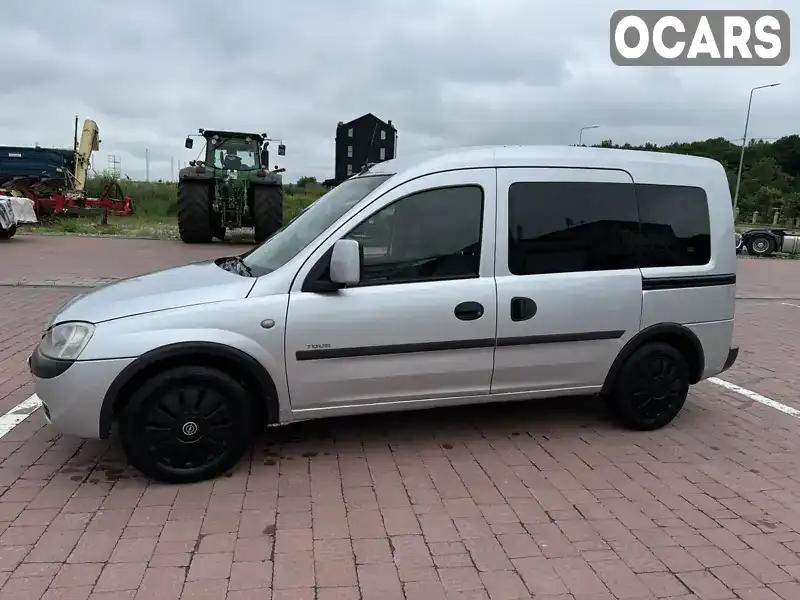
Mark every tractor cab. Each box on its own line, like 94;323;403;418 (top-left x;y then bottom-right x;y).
184;130;286;173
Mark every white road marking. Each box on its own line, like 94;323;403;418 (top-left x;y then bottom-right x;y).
781;302;800;309
0;394;41;438
708;377;800;419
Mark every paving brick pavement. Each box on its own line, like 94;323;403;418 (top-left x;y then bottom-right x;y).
1;235;249;286
0;239;799;598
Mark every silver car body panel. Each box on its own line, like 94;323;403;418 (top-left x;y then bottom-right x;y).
32;145;737;438
53;261;257;325
33;357;135;438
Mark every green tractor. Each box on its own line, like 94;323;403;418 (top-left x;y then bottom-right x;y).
178;129;286;244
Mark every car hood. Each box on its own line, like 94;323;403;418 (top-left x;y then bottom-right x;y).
51;260;256;326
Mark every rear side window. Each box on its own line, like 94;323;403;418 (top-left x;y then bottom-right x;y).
637;184;711;268
508;181;640;275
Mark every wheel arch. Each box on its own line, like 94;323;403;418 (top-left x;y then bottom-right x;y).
99;341;280;439
601;323;705;394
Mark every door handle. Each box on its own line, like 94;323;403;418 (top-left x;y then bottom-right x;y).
454;301;484;321
510;297;537;321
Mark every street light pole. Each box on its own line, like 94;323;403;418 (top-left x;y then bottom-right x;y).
578;125;600;146
733;83;780;212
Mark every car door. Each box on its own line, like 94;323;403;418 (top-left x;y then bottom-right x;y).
284;168;498;414
492;167;643;395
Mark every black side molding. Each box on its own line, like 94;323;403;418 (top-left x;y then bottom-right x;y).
496;330;624;347
296;338;496;361
642;273;736;291
296;330;624;361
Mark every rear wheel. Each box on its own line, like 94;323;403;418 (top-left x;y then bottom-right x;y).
177;180;213;243
252;184;284;244
607;342;689;431
119;366;259;483
745;233;775;257
0;225;17;239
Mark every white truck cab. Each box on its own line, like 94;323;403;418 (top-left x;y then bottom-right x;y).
31;145;738;483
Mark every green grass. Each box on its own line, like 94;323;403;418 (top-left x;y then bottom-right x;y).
25;179;328;240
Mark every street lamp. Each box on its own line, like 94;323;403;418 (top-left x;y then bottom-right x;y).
578;125;599;146
733;83;780;212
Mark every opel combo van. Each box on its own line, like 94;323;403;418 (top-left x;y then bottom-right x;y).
30;146;738;483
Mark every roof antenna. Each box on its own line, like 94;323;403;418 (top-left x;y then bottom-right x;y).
357;121;380;175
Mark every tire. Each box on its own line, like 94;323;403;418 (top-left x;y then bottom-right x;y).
745;233;775;257
177;180;213;243
211;210;226;241
119;366;259;483
252;184;284;244
607;342;690;431
0;225;17;239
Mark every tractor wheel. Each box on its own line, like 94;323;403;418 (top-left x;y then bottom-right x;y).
211;209;226;241
0;225;17;240
177;180;213;243
253;184;284;244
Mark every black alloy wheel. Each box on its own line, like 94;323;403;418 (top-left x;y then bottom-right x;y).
608;342;690;431
119;366;259;483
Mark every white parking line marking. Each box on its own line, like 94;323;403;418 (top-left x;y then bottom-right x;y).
709;377;800;419
0;394;41;438
781;302;800;309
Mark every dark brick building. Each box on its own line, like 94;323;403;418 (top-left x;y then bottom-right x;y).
324;113;397;187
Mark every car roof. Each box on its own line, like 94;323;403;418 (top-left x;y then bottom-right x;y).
362;145;722;180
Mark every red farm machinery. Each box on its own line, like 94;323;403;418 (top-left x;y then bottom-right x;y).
0;117;134;220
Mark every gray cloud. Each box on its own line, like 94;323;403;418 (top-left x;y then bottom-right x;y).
0;0;796;182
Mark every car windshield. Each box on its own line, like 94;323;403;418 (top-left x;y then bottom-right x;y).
209;137;259;170
240;174;393;276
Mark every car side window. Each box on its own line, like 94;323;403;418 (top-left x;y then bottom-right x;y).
507;181;640;275
636;184;711;267
346;185;484;285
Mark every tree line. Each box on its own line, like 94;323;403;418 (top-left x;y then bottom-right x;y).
591;136;800;221
88;135;800;224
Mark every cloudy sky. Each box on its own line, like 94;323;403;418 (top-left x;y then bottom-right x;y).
1;0;796;183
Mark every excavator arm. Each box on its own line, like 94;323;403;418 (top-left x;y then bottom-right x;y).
73;119;99;193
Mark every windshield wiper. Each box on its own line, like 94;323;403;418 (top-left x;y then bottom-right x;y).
221;256;253;277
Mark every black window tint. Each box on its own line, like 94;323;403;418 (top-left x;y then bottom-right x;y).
347;186;483;284
508;181;640;276
637;184;711;268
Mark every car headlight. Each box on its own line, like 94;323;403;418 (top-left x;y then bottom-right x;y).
39;322;95;360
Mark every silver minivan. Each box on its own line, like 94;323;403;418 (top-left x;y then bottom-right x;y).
30;145;739;483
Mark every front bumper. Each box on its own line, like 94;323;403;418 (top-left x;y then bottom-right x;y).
720;346;739;373
29;348;134;439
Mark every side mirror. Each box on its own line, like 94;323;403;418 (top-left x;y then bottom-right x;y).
277;144;286;156
329;239;361;286
184;137;193;149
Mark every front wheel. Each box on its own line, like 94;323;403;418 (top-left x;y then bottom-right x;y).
177;180;213;243
0;225;17;239
607;342;689;431
252;185;284;244
119;366;259;483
